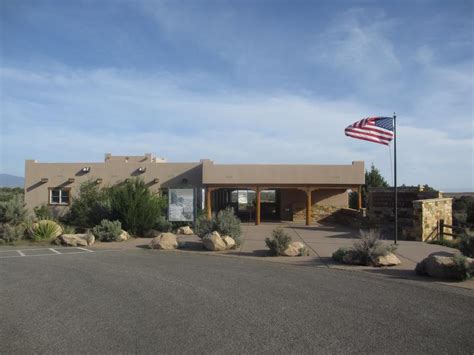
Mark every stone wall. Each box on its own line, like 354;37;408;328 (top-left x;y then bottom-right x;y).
412;198;453;241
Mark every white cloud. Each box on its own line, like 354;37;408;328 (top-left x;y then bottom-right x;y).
1;66;472;190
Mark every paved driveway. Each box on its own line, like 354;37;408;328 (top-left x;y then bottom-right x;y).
1;250;473;353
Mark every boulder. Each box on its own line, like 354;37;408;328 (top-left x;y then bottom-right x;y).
59;234;89;247
282;241;306;257
373;252;401;267
150;232;178;250
222;235;236;250
416;255;473;280
177;226;194;235
202;231;227;251
117;230;130;242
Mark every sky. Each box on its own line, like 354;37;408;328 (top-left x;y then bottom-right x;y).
0;0;473;191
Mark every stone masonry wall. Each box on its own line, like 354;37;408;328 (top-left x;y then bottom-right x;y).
412;198;453;241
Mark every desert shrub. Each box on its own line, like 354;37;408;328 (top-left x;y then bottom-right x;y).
30;220;62;241
265;227;292;256
332;247;350;262
194;213;216;238
155;216;172;232
34;204;54;221
92;219;122;242
60;224;76;234
0;223;26;244
459;233;474;258
0;194;28;225
451;255;474;281
65;181;111;228
215;207;241;245
428;238;460;249
108;179;166;236
352;229;395;266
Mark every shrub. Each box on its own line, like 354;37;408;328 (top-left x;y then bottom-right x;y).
459;233;474;258
92;219;122;242
0;223;26;244
155;216;172;232
34;204;54;221
30;220;62;241
265;227;292;256
332;247;350;262
0;194;28;225
352;229;395;266
215;207;241;245
194;213;215;238
451;255;474;281
108;179;166;236
64;181;111;228
61;224;76;234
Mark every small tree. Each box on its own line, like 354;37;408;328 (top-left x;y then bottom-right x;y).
108;179;166;236
0;194;28;225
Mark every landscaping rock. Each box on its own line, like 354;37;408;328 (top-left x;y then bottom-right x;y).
59;234;89;247
177;226;194;235
222;235;235;249
282;241;305;257
150;233;178;250
117;230;130;242
373;252;401;267
203;231;227;251
416;255;473;280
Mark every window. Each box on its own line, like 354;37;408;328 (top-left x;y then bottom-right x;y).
49;188;70;205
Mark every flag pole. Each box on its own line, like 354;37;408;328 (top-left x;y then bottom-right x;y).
393;112;398;245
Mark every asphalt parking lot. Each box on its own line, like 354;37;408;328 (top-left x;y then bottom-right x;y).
1;248;473;353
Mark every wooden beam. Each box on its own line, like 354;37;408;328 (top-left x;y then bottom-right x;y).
206;188;212;220
306;188;312;226
255;186;261;225
358;185;362;210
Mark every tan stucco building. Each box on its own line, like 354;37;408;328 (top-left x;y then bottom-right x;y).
25;153;364;225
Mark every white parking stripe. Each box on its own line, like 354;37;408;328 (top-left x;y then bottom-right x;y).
76;247;93;252
17;250;26;257
49;248;61;254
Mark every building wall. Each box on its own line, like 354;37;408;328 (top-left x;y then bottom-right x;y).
24;157;203;213
412;198;453;241
280;188;348;222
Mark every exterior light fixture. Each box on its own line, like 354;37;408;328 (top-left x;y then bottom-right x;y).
40;178;48;183
138;167;146;173
81;166;91;173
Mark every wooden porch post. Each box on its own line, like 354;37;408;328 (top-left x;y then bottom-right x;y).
255;186;261;225
306;188;312;226
206;188;212;220
358;185;362;210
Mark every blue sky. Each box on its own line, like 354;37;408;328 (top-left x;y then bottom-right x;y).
1;0;473;191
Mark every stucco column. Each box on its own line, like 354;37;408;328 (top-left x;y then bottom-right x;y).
306;188;312;226
255;186;261;225
358;185;362;210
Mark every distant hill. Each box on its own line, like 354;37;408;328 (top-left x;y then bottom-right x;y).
0;174;24;188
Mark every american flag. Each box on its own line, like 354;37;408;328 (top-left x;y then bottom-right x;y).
345;117;394;145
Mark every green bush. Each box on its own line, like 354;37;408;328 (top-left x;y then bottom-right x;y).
0;194;28;225
332;247;350;262
0;223;26;244
92;219;122;242
215;207;241;245
34;204;54;221
352;229;395;266
64;181;111;228
60;224;76;234
30;220;62;241
265;228;292;256
108;179;166;236
155;216;172;232
459;234;474;258
194;213;215;238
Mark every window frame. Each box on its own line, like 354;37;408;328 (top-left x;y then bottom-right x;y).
48;187;71;206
